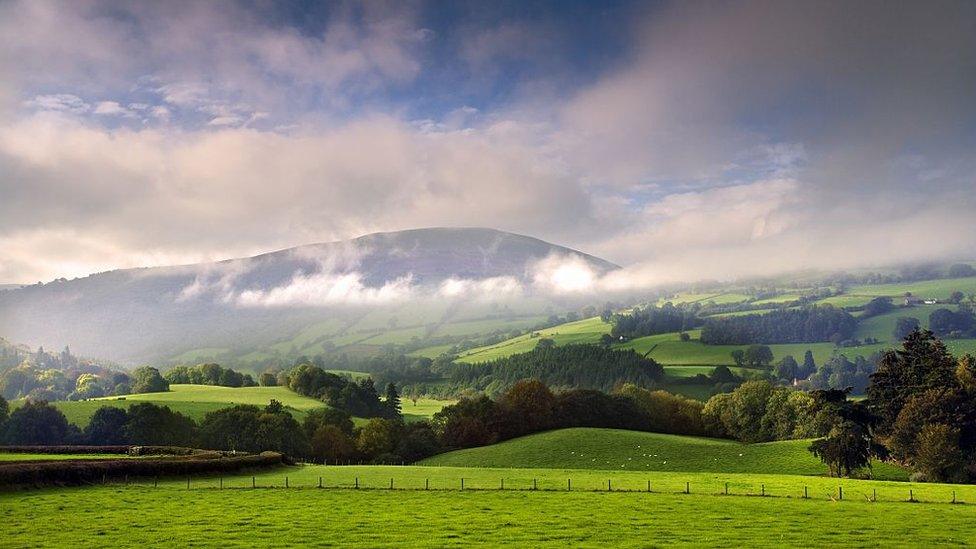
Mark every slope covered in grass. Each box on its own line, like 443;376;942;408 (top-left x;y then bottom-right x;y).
455;316;611;363
17;385;331;427
419;428;907;480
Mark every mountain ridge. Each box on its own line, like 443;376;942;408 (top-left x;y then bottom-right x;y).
0;227;617;364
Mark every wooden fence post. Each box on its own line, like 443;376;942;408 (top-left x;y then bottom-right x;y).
804;486;808;499
355;477;359;489
568;479;571;491
647;480;651;493
909;489;914;502
318;476;322;489
285;476;289;488
686;482;690;494
186;477;190;490
390;478;393;490
533;479;537;491
219;477;223;490
608;479;612;492
461;478;464;490
252;476;255;489
761;484;764;497
838;486;842;500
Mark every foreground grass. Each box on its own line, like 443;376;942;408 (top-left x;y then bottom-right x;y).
417;428;907;480
5;467;976;547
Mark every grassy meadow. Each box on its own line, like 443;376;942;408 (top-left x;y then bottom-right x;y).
417;428;906;480
5;464;976;546
455;316;611;363
11;385;452;428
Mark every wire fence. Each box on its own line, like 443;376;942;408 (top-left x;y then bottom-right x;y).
86;473;970;506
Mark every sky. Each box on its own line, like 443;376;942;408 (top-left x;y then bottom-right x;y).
2;0;976;286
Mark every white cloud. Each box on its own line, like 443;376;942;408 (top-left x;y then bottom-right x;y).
25;94;89;113
93;101;135;116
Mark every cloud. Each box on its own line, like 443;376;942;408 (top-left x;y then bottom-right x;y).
25;94;89;113
1;0;975;290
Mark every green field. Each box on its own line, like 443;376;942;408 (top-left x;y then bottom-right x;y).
456;316;611;363
846;277;976;300
616;330;886;367
5;464;976;546
418;428;906;480
13;385;450;428
10;385;328;427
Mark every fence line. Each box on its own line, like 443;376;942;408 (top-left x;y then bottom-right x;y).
89;475;969;506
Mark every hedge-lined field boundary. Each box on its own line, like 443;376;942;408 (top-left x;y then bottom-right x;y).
0;450;284;489
0;445;204;456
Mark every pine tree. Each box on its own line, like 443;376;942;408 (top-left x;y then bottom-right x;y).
384;382;401;418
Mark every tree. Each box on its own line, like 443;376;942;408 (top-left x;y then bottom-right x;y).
310;424;357;463
303;407;355;437
2;400;76;444
259;372;277;386
499;379;555;436
0;394;7;425
535;338;555;350
356;418;401;460
948;263;976;278
893;317;920;341
862;297;894;318
731;350;745;367
85;406;129;445
800;350;817;379
384;383;402;418
868;329;960;430
599;333;614;347
744;345;774;369
951;291;965;304
913;423;964;482
130;367;169;394
774;355;798;381
809;420;873;477
125;403;196;446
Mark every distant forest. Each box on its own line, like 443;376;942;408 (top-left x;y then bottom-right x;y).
449;344;664;394
700;306;857;345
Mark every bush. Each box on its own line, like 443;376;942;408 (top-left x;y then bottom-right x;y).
0;451;283;488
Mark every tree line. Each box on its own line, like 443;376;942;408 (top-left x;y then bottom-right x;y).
609;303;701;340
164;363;256;388
700;305;857;345
448;343;665;394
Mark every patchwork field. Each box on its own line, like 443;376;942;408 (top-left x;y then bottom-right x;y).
456;316;611;363
4;465;976;546
11;385;452;428
418;428;907;480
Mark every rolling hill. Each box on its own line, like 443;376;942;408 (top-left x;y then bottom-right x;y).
12;384;452;427
419;427;907;480
0;228;617;366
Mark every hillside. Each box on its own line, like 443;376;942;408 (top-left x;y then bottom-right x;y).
0;228;616;366
418;428;907;480
12;384;451;427
456;276;976;370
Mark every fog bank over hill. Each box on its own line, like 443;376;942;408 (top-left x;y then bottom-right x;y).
0;228;619;363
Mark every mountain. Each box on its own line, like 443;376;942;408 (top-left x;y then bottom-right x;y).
0;228;617;366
